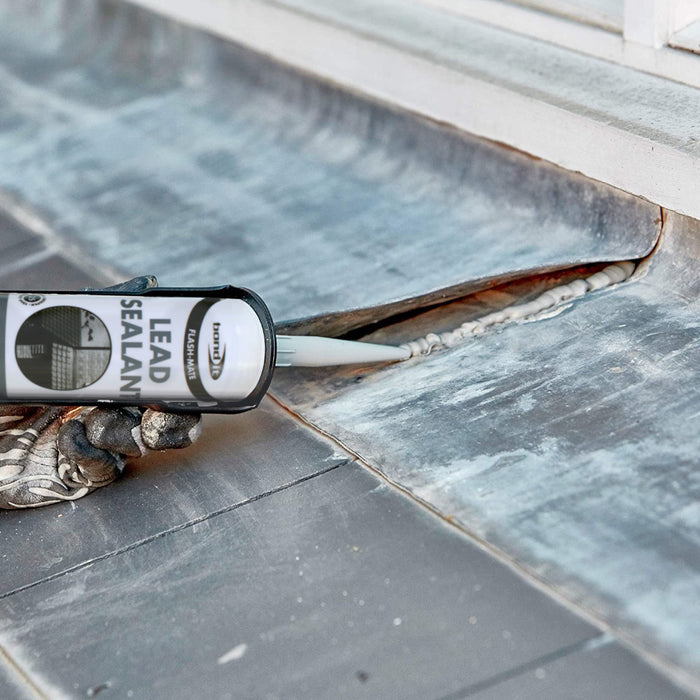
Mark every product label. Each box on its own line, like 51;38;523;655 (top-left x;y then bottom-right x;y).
2;293;266;404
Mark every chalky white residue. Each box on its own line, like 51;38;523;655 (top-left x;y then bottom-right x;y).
400;262;635;357
217;643;248;664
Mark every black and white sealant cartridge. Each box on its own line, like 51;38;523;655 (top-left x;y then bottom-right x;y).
0;285;409;413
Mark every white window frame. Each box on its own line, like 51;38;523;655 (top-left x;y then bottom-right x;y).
412;0;700;88
623;0;700;46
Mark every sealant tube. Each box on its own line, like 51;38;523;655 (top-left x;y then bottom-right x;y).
0;286;276;413
0;285;410;413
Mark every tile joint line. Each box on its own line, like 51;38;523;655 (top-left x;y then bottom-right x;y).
269;391;698;696
436;633;608;700
0;459;351;602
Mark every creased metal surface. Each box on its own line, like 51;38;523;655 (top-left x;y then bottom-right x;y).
0;0;695;690
0;0;660;333
272;212;700;681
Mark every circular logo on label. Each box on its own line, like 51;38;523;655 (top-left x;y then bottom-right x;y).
19;294;46;306
15;306;112;391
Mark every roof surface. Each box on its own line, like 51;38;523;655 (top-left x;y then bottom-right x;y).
0;1;697;698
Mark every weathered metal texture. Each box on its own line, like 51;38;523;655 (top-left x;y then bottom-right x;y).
0;464;607;700
272;211;700;682
0;0;660;335
0;662;33;700
0;397;350;593
0;1;695;694
0;224;692;700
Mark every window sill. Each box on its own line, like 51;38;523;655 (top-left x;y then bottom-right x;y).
127;0;700;220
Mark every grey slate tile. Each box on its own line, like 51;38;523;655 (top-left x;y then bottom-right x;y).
462;638;694;700
0;464;598;700
0;399;348;595
0;213;44;267
0;254;103;291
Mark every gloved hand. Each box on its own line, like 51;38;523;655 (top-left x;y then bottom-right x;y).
0;276;201;509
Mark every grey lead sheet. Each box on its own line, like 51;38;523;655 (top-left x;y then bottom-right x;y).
272;212;700;682
0;0;660;333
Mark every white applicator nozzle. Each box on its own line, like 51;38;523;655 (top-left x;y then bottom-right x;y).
275;335;410;367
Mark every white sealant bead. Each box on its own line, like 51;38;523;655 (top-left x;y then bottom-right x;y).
458;321;478;334
401;340;424;356
425;333;441;348
401;260;635;358
486;310;508;324
584;270;613;291
537;290;560;308
602;261;635;283
414;337;433;354
514;301;542;318
530;298;550;314
546;285;571;302
619;261;636;276
552;284;578;302
567;279;589;297
512;301;540;318
476;313;498;327
442;332;462;348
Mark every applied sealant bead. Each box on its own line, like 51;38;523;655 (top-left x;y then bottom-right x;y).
585;271;612;290
442;333;462;348
425;333;441;351
537;290;560;308
485;310;508;324
400;340;423;356
603;261;636;283
478;312;503;326
509;301;539;318
399;260;637;357
567;279;589;297
457;322;478;334
546;285;570;302
502;305;524;320
586;261;635;291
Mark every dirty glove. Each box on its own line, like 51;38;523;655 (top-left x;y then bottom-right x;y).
0;276;202;509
